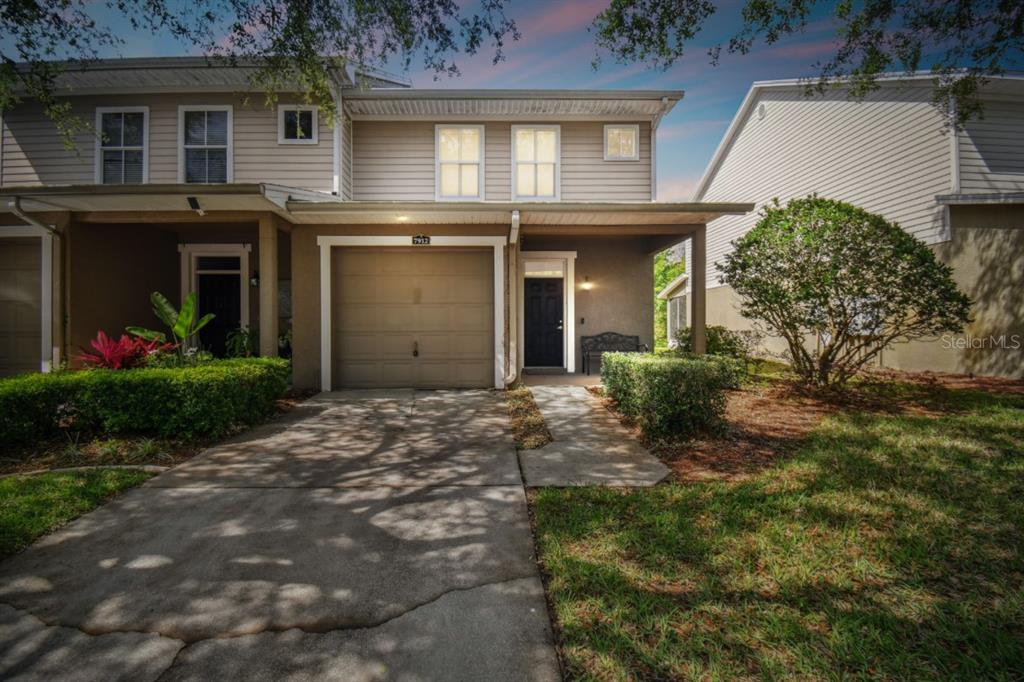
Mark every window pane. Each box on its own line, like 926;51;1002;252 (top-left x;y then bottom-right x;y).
439;128;461;161
297;110;314;139
123;150;144;184
197;256;241;270
207;148;227;183
185;148;207;183
515;129;534;162
101;113;122;148
517;163;535;196
102;150;123;184
123;112;144;146
460;128;479;162
185;111;206;146
284;110;298;139
606;129;621;157
620;129;636;157
206;111;228;145
535;130;556;162
536;163;555;196
439;163;459;196
460;164;478;197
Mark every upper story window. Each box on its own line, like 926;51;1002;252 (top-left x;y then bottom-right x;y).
96;107;148;184
604;124;640;161
279;105;318;144
179;105;232;183
513;125;559;200
435;125;484;200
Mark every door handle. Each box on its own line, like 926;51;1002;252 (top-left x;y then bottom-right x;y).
556;319;564;331
412;340;419;357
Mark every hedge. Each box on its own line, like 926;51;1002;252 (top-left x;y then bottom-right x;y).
0;358;290;446
601;352;742;441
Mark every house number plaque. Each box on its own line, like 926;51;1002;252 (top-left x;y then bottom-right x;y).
412;235;431;245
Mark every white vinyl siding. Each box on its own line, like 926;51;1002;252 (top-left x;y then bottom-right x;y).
695;85;952;288
1;93;334;192
958;97;1024;193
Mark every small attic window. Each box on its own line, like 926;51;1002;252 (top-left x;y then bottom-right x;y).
279;106;318;144
604;124;640;161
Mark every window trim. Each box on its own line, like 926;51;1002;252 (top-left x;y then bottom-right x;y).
434;124;486;201
94;106;150;184
177;105;234;184
278;104;319;145
603;123;640;162
511;124;561;201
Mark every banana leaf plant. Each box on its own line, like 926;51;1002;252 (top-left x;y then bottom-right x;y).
127;291;215;356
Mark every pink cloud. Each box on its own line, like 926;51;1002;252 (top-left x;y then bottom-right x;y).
659;174;702;202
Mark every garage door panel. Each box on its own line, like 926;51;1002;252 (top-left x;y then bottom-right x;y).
331;247;494;388
0;238;42;377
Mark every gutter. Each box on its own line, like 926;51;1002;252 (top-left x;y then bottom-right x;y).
7;197;59;237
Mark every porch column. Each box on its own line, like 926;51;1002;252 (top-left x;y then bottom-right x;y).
258;215;279;357
690;225;707;354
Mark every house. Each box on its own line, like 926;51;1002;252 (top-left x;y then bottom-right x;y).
0;57;751;387
657;272;688;347
687;73;1024;378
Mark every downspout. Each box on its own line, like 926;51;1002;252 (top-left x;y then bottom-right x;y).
504;210;520;385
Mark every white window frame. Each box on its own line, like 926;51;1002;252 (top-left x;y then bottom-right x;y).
278;105;319;145
603;123;640;161
511;124;561;201
434;124;485;201
177;105;234;183
94;106;150;184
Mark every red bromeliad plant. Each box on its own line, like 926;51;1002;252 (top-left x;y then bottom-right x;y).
80;331;175;369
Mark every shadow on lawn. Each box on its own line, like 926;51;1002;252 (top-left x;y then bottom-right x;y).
534;389;1024;679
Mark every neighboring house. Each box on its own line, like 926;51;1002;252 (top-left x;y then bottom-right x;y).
0;57;750;387
657;272;688;347
687;73;1024;378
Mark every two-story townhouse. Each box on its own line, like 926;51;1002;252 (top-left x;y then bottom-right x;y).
0;57;750;388
686;73;1024;378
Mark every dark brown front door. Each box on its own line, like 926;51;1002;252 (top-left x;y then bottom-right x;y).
525;278;563;367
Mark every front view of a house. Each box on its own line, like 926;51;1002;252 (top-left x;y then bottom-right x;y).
0;58;749;388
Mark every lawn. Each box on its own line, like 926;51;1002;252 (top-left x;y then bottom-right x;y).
0;469;153;558
532;381;1024;680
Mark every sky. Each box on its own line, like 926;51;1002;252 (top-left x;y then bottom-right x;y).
14;0;850;200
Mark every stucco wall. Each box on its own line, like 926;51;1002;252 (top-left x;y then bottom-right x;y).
521;235;654;372
693;204;1024;378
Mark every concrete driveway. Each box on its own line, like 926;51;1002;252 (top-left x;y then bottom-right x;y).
0;390;560;681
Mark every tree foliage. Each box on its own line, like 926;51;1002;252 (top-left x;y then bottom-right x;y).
593;0;1024;127
0;0;518;147
720;197;971;388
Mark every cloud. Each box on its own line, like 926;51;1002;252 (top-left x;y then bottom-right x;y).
659;174;703;202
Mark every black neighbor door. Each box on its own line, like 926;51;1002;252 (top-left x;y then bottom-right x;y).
196;273;242;357
525;277;564;367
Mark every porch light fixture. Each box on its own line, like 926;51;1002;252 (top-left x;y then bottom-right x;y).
186;196;205;216
581;275;594;291
396;215;410;222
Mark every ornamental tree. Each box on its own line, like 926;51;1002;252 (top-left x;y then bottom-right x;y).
720;196;971;388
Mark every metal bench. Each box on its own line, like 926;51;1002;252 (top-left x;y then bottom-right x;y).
581;332;649;375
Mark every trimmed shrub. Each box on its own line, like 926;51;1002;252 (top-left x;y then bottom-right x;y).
0;358;290;446
602;353;741;441
672;325;761;364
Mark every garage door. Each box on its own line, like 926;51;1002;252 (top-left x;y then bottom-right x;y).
332;247;494;388
0;238;41;377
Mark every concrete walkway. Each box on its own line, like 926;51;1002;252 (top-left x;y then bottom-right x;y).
520;386;670;486
0;390;560;681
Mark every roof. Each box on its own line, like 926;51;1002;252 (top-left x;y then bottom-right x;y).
657;272;689;299
692;71;1024;201
21;57;411;96
342;88;684;121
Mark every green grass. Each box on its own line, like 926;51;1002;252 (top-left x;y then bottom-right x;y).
532;386;1024;680
0;469;153;558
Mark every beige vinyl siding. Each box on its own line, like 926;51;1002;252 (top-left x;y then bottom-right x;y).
485;122;511;201
351;121;436;200
561;121;651;201
1;93;333;192
695;85;952;287
958;96;1024;193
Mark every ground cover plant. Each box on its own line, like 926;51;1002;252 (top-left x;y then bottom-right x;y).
532;373;1024;679
505;383;553;449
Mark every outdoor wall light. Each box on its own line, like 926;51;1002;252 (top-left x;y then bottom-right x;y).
250;271;259;287
581;275;594;291
396;215;410;222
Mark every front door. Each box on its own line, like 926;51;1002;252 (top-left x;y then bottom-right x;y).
525;278;564;367
197;270;242;357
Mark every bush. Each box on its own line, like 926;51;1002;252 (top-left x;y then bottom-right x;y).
672;325;762;366
0;358;290;446
602;353;741;441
